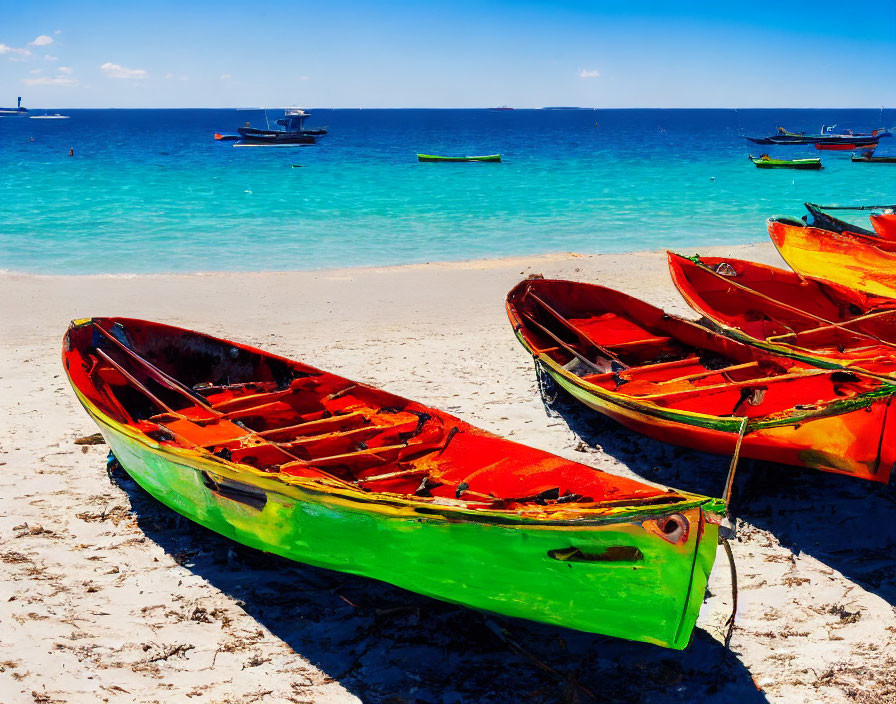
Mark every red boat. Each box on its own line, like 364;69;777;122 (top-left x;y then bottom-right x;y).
815;142;877;151
667;251;896;374
507;278;896;482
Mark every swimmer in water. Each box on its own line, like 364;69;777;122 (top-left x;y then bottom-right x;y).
69;147;74;157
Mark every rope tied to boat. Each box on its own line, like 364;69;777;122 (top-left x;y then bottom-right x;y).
717;415;747;655
720;536;738;650
533;358;560;416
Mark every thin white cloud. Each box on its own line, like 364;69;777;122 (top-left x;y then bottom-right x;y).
0;43;31;57
299;75;309;81
100;61;147;79
29;35;54;47
58;66;73;74
578;68;600;78
220;73;232;80
45;55;58;61
164;72;174;79
28;68;42;74
22;75;78;87
54;29;62;35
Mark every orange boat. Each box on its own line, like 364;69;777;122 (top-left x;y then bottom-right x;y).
507;278;896;483
667;252;896;374
871;212;896;239
768;216;896;299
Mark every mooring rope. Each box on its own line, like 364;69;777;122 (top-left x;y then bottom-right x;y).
533;358;560;415
718;415;747;654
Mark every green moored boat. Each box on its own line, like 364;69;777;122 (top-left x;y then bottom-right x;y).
749;154;823;170
63;317;724;649
417;153;501;162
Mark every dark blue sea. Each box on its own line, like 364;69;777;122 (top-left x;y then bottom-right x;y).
1;108;894;274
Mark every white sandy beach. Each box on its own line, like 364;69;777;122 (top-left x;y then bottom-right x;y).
1;243;894;704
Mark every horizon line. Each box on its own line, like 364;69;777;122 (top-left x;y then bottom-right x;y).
11;105;895;111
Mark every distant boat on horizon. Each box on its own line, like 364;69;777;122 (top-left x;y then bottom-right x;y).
0;96;28;118
489;105;514;111
30;111;70;120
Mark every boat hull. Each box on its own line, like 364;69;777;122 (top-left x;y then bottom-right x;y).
76;394;717;649
237;127;319;144
417;154;501;162
768;217;896;299
853;156;896;164
815;142;875;151
750;157;822;169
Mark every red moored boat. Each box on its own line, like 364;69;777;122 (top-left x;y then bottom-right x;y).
815;142;877;151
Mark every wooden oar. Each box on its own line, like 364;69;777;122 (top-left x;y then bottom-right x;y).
256;411;366;439
520;311;608;373
92;323;215;410
93;348;178;415
765;307;896;342
637;369;829;403
524;289;628;368
689;258;896;351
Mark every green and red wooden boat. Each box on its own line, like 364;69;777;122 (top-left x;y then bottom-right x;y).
417;153;501;162
63;317;725;649
667;252;896;379
506;279;896;483
749;154;822;169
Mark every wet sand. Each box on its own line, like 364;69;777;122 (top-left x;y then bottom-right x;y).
1;243;894;703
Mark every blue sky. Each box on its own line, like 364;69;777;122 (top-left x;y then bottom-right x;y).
2;0;894;108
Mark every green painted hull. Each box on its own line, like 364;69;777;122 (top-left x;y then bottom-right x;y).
86;401;720;649
750;156;822;169
417;153;501;162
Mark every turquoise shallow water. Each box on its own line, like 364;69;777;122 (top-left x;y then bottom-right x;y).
1;108;894;274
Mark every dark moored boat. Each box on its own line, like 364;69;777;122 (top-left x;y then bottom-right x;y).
745;126;889;146
0;96;28;118
803;202;896;241
237;108;327;145
852;151;896;163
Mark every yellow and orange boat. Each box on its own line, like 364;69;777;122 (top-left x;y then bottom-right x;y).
768;216;896;299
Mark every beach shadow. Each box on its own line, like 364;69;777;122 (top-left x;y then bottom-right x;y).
546;392;896;608
108;460;768;704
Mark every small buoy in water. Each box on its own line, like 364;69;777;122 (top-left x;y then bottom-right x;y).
710;176;715;181
291;164;305;168
68;147;74;157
